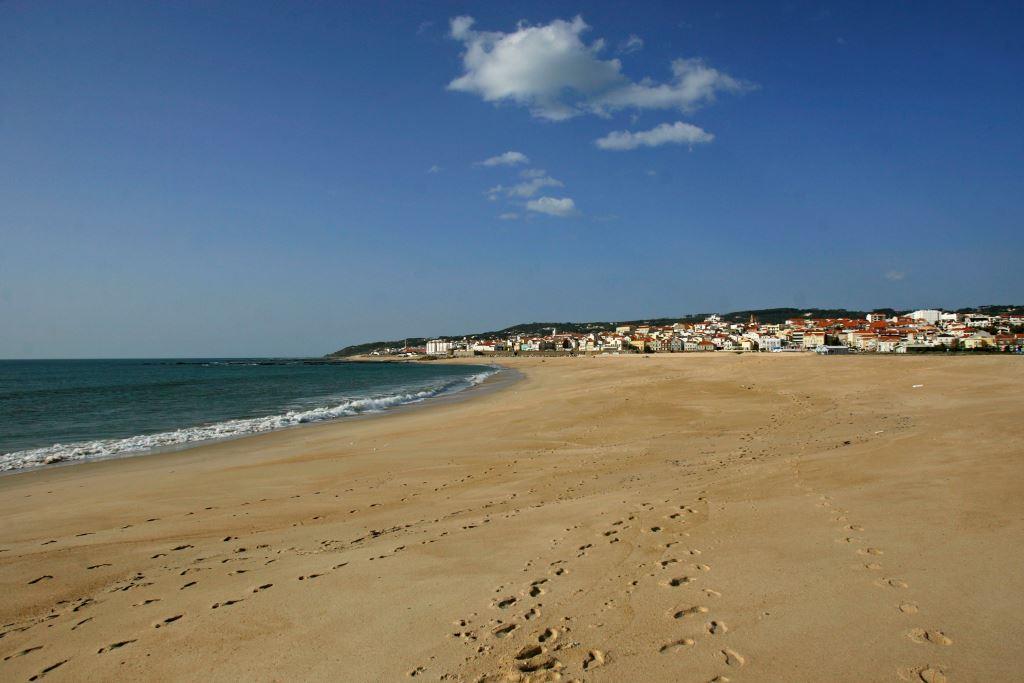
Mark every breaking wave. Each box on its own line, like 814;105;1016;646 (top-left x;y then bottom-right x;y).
0;367;497;472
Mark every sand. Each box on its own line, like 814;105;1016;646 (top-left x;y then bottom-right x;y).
0;354;1021;682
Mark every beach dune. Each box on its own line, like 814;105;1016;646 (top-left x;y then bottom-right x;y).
0;354;1021;681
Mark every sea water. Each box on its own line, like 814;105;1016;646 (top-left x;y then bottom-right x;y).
0;359;496;472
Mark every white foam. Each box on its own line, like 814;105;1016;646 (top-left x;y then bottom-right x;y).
0;367;497;472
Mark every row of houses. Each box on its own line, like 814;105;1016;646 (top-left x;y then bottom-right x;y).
376;309;1024;358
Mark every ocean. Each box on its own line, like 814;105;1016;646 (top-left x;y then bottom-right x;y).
0;359;497;472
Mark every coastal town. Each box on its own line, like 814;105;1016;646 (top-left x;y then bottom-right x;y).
367;308;1024;358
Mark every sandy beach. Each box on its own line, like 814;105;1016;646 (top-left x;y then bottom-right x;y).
1;354;1021;682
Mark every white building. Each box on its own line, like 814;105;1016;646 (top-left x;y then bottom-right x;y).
911;309;942;324
425;339;453;356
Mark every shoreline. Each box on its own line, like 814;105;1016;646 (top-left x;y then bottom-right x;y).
0;354;1020;681
0;362;515;479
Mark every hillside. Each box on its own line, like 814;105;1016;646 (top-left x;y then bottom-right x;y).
325;307;864;357
326;305;1022;358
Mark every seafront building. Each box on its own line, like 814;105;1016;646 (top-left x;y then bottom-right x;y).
385;309;1024;358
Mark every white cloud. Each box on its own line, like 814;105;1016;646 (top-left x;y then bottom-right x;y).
499;212;519;220
477;150;530;166
427;164;442;173
884;270;906;282
447;16;752;121
595;121;714;150
593;58;748;113
526;196;576;217
618;34;644;54
487;169;564;198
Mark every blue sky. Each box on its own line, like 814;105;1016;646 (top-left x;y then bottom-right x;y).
1;1;1022;358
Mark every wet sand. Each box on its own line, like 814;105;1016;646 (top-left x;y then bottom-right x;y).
0;354;1021;682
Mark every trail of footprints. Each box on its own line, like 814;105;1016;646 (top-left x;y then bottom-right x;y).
656;505;745;681
432;496;748;682
2;528;362;681
4;481;569;682
792;464;955;682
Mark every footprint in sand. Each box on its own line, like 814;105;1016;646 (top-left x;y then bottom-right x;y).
211;599;243;609
880;578;909;589
517;656;561;674
582;650;607;669
674;605;709;619
659;638;695;654
515;645;544;660
28;575;54;585
858;547;883;556
898;665;948;683
154;615;183;628
721;648;746;667
252;583;273;593
899;603;920;614
493;624;517;638
706;620;728;634
28;659;69;681
97;640;136;654
665;576;696;587
907;628;953;646
4;645;43;661
537;627;559;644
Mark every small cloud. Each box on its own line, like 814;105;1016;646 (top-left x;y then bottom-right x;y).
487;171;564;199
499;212;519;220
884;270;905;282
595;121;714;151
416;20;434;35
646;169;658;176
526;196;576;217
618;34;644;54
477;151;530;167
427;164;442;173
836;36;847;45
